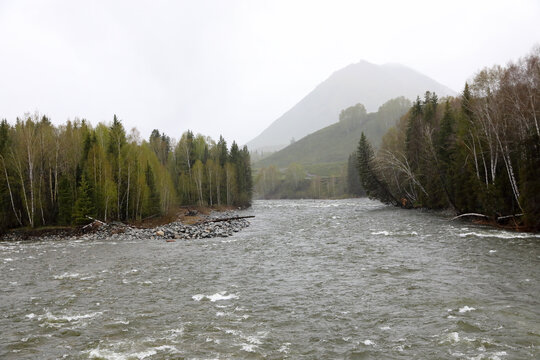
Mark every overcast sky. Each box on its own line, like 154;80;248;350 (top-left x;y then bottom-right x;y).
1;0;538;145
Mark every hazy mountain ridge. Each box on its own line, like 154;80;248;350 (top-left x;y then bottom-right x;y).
246;60;455;152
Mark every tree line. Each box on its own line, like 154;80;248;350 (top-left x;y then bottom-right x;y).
356;48;540;230
255;163;351;199
0;115;252;231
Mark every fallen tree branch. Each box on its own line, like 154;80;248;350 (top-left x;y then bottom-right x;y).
450;213;525;222
84;215;106;226
496;213;523;221
450;213;490;221
202;215;255;223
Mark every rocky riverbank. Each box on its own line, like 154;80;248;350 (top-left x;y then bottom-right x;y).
0;211;252;242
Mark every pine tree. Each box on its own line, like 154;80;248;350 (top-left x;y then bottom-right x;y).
72;175;95;225
57;177;73;225
217;136;228;166
0;120;10;232
520;134;540;230
108;115;126;220
357;133;398;204
144;163;161;217
241;146;253;205
433;100;458;210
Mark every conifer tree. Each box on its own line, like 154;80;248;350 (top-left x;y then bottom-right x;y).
72;175;95;225
143;162;161;217
357;133;398;204
57;177;73;225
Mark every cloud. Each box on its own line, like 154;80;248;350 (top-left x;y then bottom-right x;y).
0;0;538;144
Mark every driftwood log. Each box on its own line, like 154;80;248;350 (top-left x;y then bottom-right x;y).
496;213;523;220
450;213;489;221
450;213;524;221
85;215;106;224
82;216;106;229
201;215;255;223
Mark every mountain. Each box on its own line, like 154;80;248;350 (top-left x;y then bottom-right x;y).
246;60;455;152
255;97;411;174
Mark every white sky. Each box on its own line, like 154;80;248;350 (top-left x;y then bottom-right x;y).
0;0;538;145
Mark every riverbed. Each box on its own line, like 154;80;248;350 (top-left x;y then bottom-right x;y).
1;199;539;359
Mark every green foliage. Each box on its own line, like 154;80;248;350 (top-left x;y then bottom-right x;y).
72;175;95;225
357;133;396;204
144;162;161;217
57;177;73;225
285;163;306;190
108;115;126;157
256;97;411;171
217;136;228;166
0;119;8;153
0;119;9;232
253;97;411;200
361;49;540;230
0;115;252;231
520;134;540;229
339;103;367;130
149;129;170;165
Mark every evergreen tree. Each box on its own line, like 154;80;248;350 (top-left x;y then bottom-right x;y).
144;163;161;217
434;100;458;210
520;134;540;229
108;115;126;220
240;146;253;205
217;136;228;166
0;120;10;232
57;177;73;225
72;175;95;225
357;133;398;204
0;119;8;152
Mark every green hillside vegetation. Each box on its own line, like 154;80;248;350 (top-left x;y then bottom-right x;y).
254;97;411;199
256;97;411;170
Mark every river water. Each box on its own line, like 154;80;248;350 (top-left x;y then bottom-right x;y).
1;199;539;359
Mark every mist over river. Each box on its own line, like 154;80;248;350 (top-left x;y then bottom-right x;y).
1;199;539;359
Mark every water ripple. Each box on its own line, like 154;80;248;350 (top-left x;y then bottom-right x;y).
1;199;539;358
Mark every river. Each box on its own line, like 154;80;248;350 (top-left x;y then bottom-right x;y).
1;199;539;359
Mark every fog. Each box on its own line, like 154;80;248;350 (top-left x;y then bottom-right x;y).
0;0;538;145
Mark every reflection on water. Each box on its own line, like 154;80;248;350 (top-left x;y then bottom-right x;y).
1;199;539;359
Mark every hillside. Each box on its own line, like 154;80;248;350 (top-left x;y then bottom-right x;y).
246;61;455;152
255;97;412;172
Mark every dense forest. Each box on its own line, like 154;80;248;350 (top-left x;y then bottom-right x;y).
0;115;252;232
357;49;540;230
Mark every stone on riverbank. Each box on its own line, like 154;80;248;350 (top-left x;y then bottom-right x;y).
0;211;251;242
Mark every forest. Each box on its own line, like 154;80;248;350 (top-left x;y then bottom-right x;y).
357;49;540;231
0;115;252;232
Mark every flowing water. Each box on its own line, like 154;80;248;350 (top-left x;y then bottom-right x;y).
1;199;539;359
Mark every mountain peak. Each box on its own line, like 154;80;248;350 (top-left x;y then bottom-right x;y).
246;62;456;152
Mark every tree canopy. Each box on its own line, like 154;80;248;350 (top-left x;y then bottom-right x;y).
0;115;252;232
356;49;540;230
